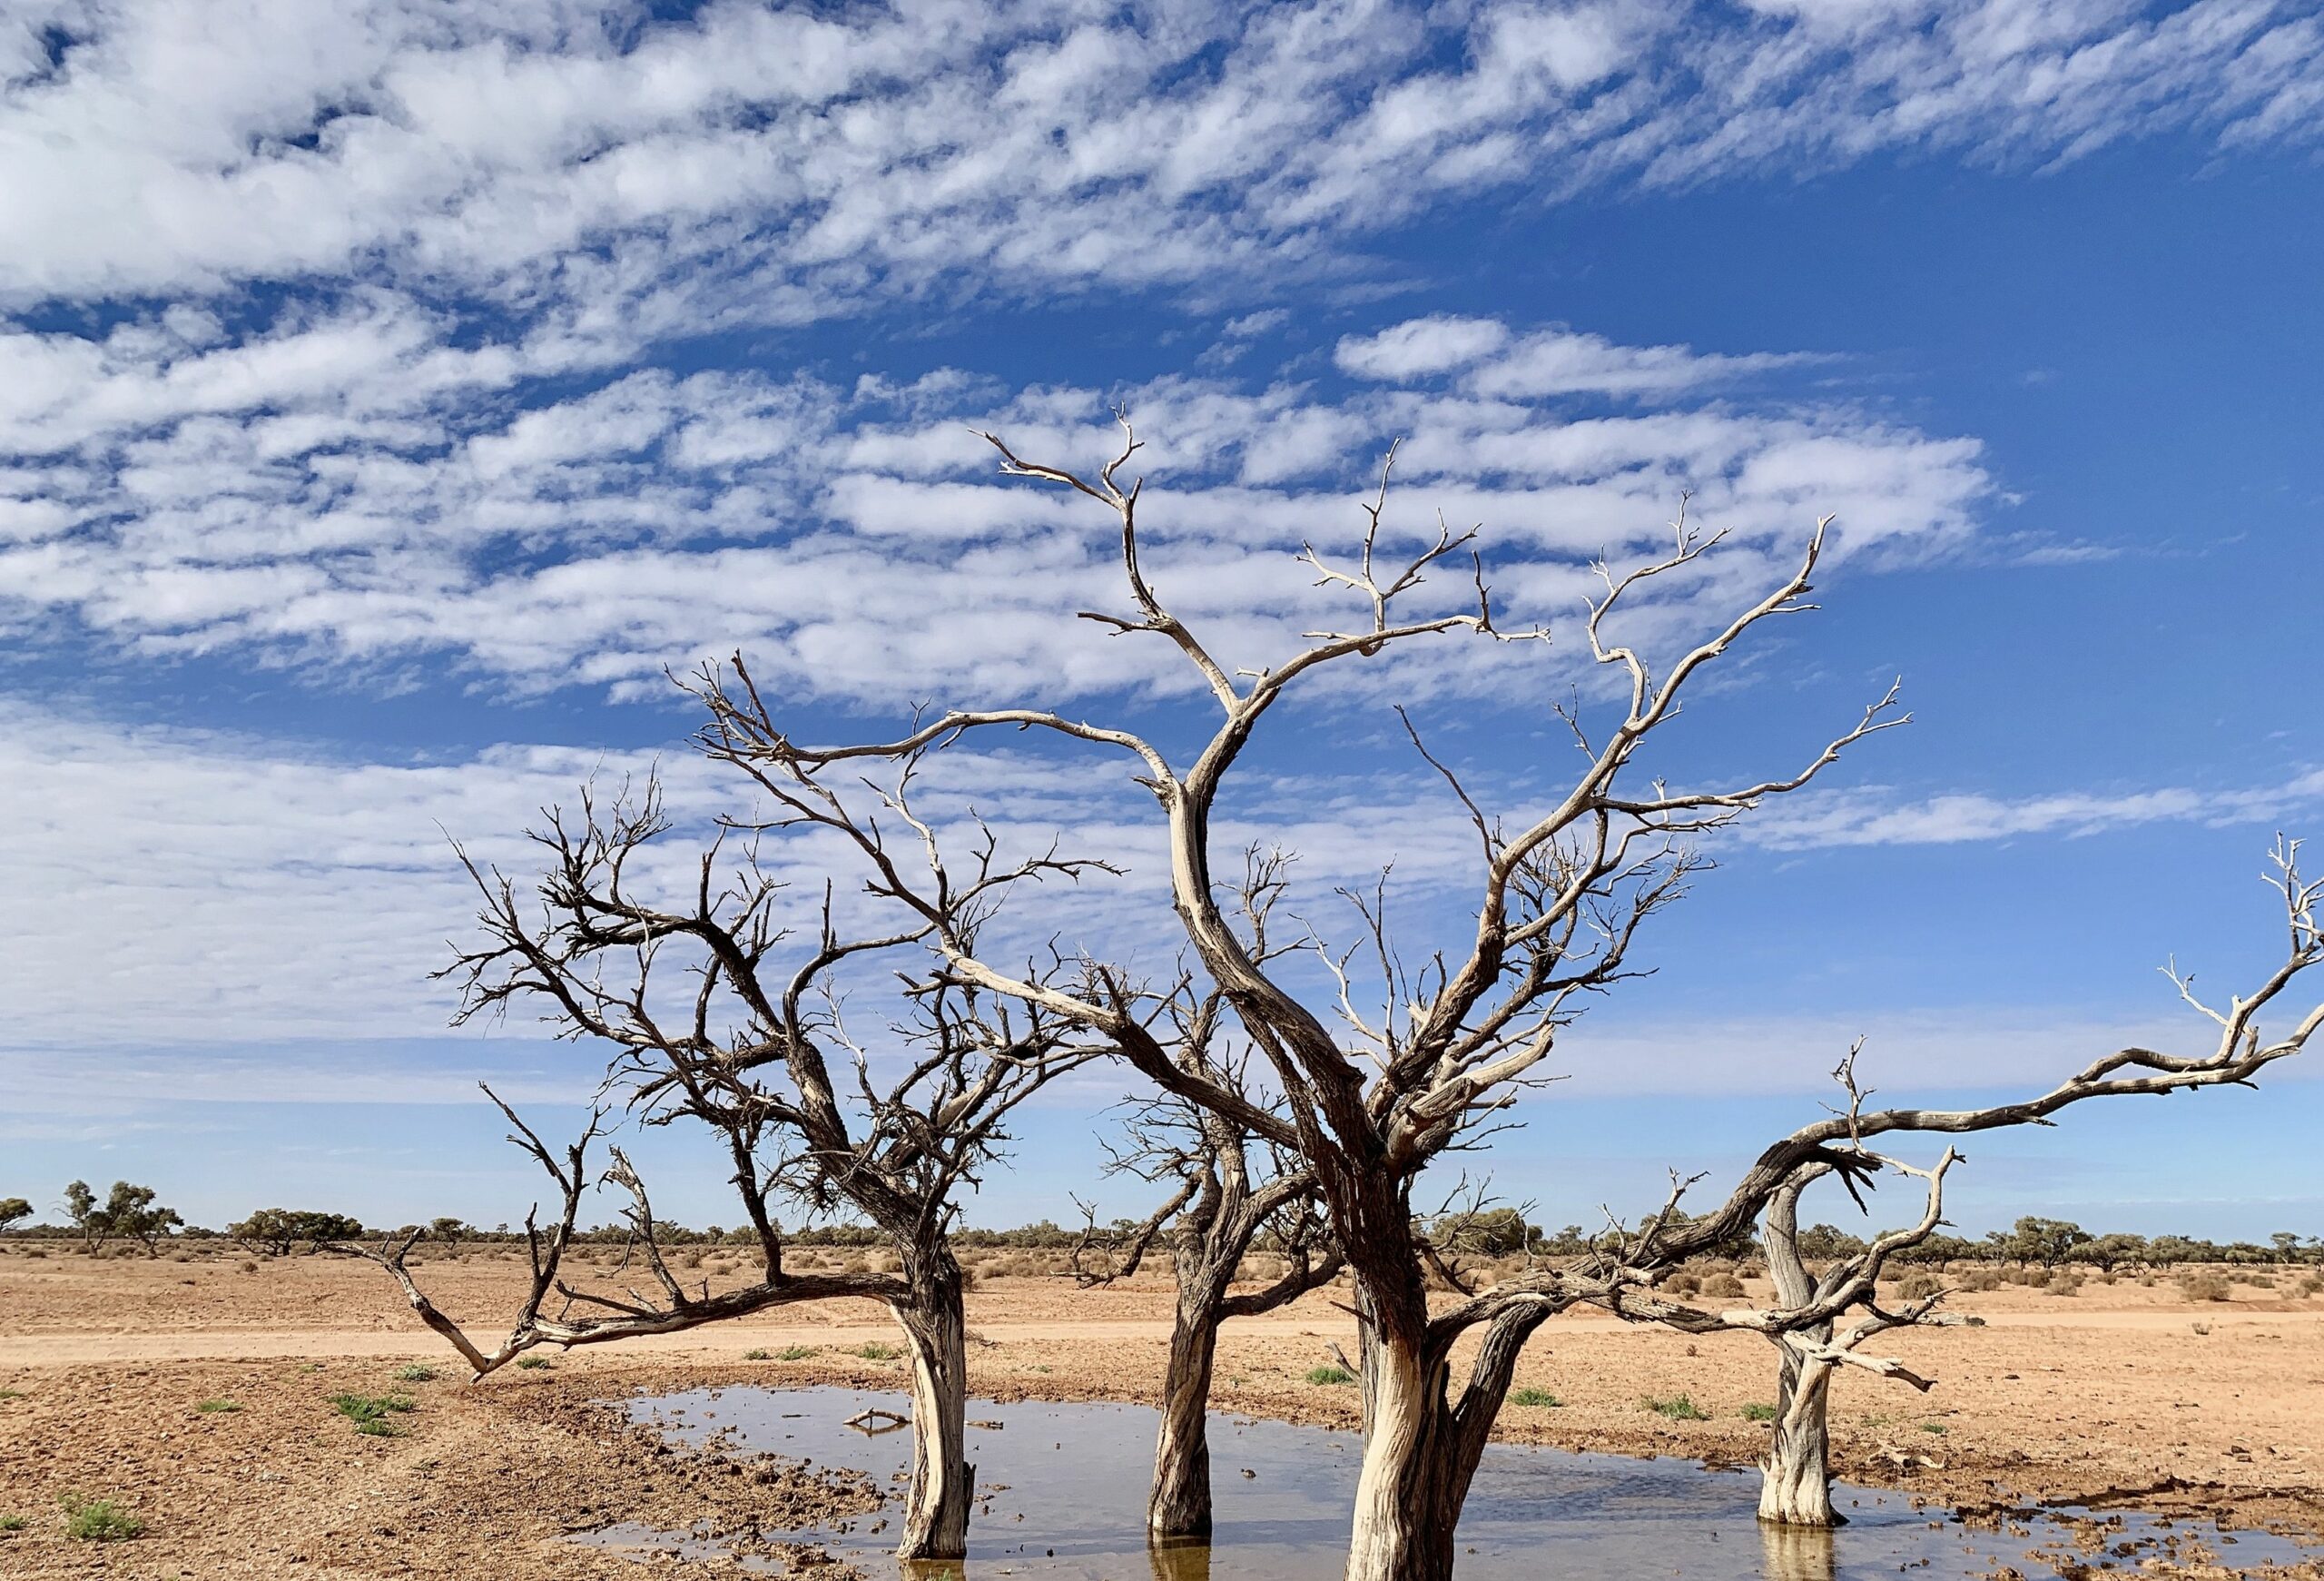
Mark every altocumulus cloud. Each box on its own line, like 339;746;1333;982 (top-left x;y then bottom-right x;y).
0;314;1994;702
1;0;2317;315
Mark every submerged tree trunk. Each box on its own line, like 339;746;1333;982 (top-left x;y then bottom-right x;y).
891;1258;973;1562
1758;1345;1840;1527
1758;1175;1843;1527
1150;1290;1224;1539
1341;1260;1550;1581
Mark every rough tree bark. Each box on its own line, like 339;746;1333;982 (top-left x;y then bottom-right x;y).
1758;1172;1841;1527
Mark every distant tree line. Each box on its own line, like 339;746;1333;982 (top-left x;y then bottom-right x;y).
0;1184;2315;1270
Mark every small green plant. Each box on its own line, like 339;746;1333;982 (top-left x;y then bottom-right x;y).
774;1345;820;1361
60;1496;143;1542
1305;1364;1354;1385
393;1364;439;1383
0;1514;25;1531
855;1342;902;1361
515;1355;555;1370
1642;1394;1710;1421
1740;1401;1779;1422
743;1348;771;1360
1509;1388;1561;1408
1920;1421;1948;1435
329;1392;417;1436
194;1398;241;1413
0;1388;24;1401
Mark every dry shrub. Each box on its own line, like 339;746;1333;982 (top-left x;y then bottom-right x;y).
1699;1272;1746;1299
1957;1270;2003;1292
1665;1272;1702;1297
2180;1273;2231;1303
2043;1272;2080;1297
1897;1271;1943;1300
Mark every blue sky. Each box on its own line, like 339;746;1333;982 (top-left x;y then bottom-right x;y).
3;0;2320;1243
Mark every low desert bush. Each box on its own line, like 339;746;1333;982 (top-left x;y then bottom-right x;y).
1740;1401;1780;1422
1508;1388;1561;1408
1641;1394;1710;1421
194;1399;240;1413
2043;1272;2081;1297
1665;1272;1702;1296
0;1513;25;1531
1897;1271;1944;1300
2181;1274;2232;1303
743;1349;771;1361
855;1342;901;1361
1699;1272;1746;1299
515;1355;554;1370
393;1365;438;1383
60;1496;143;1542
775;1345;820;1361
1305;1365;1354;1385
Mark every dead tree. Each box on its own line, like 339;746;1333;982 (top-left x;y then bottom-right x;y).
1598;1141;1968;1527
1070;850;1344;1540
683;422;2323;1580
342;778;1094;1563
1605;850;2324;1527
687;426;1910;1581
1078;1015;1344;1530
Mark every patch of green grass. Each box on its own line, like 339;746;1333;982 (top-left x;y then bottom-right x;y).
1740;1402;1779;1422
854;1342;902;1361
514;1355;554;1370
393;1364;439;1383
329;1392;417;1437
1029;1363;1052;1374
194;1398;241;1413
1508;1388;1562;1408
0;1514;25;1532
774;1345;820;1361
1920;1421;1948;1435
1305;1364;1355;1385
743;1348;771;1360
1641;1394;1710;1421
60;1496;143;1542
0;1388;25;1401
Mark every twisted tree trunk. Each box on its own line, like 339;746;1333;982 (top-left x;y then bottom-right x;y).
1150;1283;1226;1539
1340;1234;1550;1581
1758;1345;1840;1526
891;1254;974;1562
1758;1177;1842;1527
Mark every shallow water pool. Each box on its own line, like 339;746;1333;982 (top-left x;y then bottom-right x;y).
575;1386;2308;1579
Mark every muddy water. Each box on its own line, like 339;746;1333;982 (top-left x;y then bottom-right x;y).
576;1385;2307;1579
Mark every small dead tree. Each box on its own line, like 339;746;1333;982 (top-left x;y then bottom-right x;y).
1612;847;2324;1526
343;779;1095;1563
1598;1141;1968;1527
1070;849;1344;1540
1073;969;1344;1534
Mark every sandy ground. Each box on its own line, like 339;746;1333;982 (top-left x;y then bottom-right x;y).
2;1245;2320;1577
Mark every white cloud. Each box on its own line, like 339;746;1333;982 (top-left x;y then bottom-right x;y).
1335;315;1512;380
1747;769;2324;847
1339;316;1819;399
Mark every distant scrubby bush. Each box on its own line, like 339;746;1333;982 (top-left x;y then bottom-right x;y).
2181;1273;2231;1302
